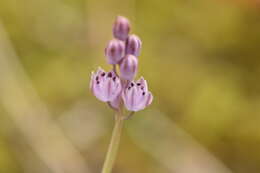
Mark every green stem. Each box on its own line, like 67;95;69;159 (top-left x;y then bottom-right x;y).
101;111;124;173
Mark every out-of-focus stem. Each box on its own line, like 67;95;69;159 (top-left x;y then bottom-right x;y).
101;110;124;173
0;22;90;173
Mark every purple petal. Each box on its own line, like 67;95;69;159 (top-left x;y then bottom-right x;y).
136;77;148;92
145;92;153;106
109;95;121;109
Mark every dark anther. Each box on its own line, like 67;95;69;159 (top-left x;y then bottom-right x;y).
141;86;144;90
131;83;134;87
142;92;145;95
96;76;99;81
111;47;116;54
97;81;100;84
108;72;112;78
112;76;116;81
137;83;141;86
128;87;131;90
101;72;106;76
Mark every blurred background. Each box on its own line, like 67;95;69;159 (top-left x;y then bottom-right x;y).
0;0;260;172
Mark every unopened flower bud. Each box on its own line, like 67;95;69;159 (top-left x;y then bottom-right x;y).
119;55;138;81
126;34;142;56
105;39;125;64
113;16;130;41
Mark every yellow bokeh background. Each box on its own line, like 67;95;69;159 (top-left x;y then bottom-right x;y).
0;0;260;173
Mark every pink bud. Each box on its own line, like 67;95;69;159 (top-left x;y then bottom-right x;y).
90;67;122;102
113;16;130;41
126;34;142;57
105;39;125;64
122;77;153;111
119;55;138;81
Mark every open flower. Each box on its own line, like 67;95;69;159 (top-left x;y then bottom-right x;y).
122;77;153;111
90;68;122;102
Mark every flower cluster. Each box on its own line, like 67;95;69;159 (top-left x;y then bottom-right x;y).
90;16;153;112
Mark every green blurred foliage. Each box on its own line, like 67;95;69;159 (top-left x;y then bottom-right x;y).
0;0;260;173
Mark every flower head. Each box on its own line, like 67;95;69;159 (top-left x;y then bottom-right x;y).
122;77;153;111
90;68;122;102
90;16;153;113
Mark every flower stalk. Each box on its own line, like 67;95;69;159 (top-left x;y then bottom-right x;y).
101;109;124;173
90;16;153;173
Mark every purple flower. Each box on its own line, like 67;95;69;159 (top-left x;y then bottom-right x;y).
90;68;122;102
122;77;153;111
113;16;130;41
119;54;138;81
105;39;125;64
126;34;142;57
90;16;154;113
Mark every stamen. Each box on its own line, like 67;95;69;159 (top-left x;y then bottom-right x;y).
141;86;144;90
107;72;112;78
112;76;116;81
111;47;116;54
142;92;145;95
96;76;99;81
101;72;106;76
137;83;141;86
128;87;131;90
131;82;134;87
97;81;100;84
